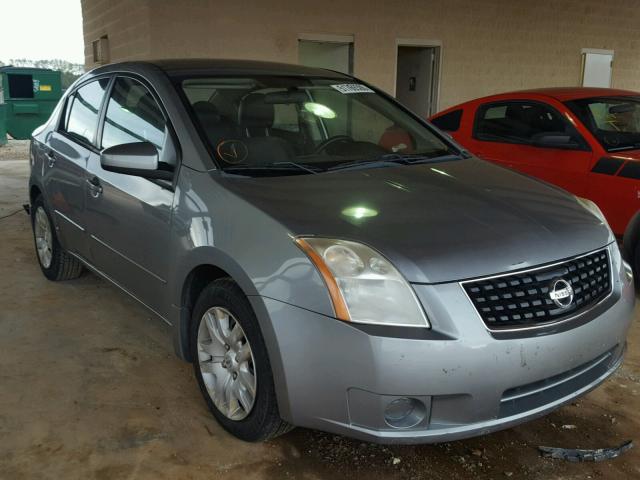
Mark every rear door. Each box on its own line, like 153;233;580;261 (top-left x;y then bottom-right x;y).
467;100;594;196
84;75;178;316
44;77;111;259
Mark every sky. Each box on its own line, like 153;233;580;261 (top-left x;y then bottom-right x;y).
0;0;84;65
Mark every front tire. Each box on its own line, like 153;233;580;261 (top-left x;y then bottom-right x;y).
190;278;293;441
31;195;83;281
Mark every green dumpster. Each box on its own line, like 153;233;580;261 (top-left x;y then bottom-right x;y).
0;80;6;145
0;105;6;146
0;66;63;140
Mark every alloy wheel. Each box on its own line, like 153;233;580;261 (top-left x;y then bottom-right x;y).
197;306;257;420
34;206;53;269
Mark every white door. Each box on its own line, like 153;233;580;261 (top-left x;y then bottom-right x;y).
582;50;613;88
395;46;439;118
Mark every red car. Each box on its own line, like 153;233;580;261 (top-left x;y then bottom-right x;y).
430;87;640;273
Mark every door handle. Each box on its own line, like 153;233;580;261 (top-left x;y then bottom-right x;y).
46;150;56;167
86;176;103;198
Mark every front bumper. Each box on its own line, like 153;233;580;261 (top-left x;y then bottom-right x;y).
252;251;635;444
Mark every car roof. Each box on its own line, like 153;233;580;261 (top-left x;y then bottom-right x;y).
92;59;352;79
473;87;640;102
505;87;640;101
431;87;640;118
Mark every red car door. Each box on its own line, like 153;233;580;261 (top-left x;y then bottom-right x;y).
584;155;639;235
464;100;594;197
563;95;640;236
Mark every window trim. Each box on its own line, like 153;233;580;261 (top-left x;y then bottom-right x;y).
96;72;171;151
57;74;114;153
97;73;181;186
472;100;591;152
431;108;463;132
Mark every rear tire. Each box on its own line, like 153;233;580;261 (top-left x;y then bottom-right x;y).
190;278;293;442
31;195;83;281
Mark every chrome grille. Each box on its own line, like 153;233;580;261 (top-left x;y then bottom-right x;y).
463;249;611;330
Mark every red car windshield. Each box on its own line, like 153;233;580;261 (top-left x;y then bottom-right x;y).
566;96;640;152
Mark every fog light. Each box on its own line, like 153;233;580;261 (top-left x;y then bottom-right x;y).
383;397;426;429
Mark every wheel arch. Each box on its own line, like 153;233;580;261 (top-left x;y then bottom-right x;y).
174;248;260;362
180;264;233;355
172;248;295;422
29;183;42;204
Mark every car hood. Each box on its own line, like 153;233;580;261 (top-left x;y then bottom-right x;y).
217;158;612;283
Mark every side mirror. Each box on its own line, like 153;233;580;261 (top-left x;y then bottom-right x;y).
100;141;173;180
531;133;580;149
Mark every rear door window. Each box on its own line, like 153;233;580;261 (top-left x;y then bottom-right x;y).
64;78;110;146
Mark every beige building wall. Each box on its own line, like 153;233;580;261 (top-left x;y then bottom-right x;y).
81;0;152;65
82;0;640;110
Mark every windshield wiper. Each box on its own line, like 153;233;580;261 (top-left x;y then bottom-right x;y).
223;162;322;176
272;161;320;174
607;143;640;152
327;152;460;172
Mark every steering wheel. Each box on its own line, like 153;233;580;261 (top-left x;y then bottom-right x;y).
314;135;354;154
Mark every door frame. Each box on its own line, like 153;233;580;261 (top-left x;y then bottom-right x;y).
393;38;443;116
297;33;355;75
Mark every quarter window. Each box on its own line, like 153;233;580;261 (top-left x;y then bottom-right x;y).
64;78;110;146
101;77;166;151
474;101;581;147
431;109;463;132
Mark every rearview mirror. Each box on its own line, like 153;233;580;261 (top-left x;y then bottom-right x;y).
531;133;580;149
263;91;308;104
609;103;635;114
101;142;173;180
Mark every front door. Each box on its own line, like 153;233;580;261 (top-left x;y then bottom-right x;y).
84;76;177;316
468;100;594;197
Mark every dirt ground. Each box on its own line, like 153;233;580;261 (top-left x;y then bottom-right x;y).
1;140;639;480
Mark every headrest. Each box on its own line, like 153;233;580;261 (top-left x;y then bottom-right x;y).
133;92;165;129
505;105;526;122
192;101;221;123
238;93;274;128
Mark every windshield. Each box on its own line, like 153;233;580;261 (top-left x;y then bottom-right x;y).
565;96;640;152
180;76;456;176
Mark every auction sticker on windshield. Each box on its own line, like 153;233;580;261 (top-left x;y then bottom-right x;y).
331;84;375;94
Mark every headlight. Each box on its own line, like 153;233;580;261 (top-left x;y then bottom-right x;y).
295;237;429;328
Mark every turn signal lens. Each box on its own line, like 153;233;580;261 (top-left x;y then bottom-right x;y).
295;238;350;321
